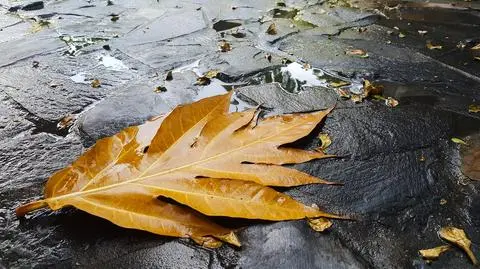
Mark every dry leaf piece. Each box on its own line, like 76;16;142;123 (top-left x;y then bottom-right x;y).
57;115;75;130
469;104;480;113
266;23;278;35
318;133;332;151
308;217;332;232
439;227;478;265
419;245;451;261
91;79;101;88
218;40;231;52
345;49;369;58
426;41;443;50
16;93;344;247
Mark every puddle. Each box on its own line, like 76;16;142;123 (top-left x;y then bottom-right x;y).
213;20;242;32
98;55;129;71
247;62;356;93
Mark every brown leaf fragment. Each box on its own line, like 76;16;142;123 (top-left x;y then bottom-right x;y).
419;245;451;261
471;43;480;50
218;40;231;52
308;217;332;232
439;227;478;265
91;79;101;88
57;114;75;130
266;23;278;35
345;49;369;58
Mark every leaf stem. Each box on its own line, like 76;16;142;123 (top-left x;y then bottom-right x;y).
16;200;48;217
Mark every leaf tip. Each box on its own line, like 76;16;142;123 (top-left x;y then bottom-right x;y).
216;231;242;247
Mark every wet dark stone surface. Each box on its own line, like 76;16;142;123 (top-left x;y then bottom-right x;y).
1;0;480;268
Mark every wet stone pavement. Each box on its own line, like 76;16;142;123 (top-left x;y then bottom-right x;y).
1;0;480;268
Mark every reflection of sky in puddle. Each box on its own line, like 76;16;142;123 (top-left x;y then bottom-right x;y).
173;60;361;111
99;55;129;71
280;62;327;88
70;72;88;83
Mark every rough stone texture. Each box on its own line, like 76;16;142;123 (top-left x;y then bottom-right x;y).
1;0;480;268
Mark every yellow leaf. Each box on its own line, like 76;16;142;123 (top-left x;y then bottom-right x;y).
91;79;101;88
419;245;450;261
469;104;480;113
16;93;345;247
426;41;443;50
318;133;332;151
308;217;332;232
439;227;478;265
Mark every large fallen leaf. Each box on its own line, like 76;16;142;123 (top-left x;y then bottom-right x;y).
439;227;478;265
16;92;342;247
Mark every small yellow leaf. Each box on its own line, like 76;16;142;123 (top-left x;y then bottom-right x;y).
318;133;332;151
308;217;332;232
440;198;447;205
399;32;406;38
426;41;442;50
439;227;478;265
419;245;451;260
451;138;468;145
471;43;480;50
91;79;101;88
266;23;278;35
469;104;480;113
